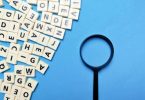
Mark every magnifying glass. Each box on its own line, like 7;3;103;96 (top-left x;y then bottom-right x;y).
80;34;114;100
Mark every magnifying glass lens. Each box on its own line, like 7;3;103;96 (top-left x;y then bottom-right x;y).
81;38;111;67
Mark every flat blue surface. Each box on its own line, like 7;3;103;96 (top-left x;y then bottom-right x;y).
1;0;145;100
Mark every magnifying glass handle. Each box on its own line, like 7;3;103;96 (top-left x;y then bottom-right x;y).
93;71;98;100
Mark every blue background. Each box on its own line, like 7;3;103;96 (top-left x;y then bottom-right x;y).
1;0;145;100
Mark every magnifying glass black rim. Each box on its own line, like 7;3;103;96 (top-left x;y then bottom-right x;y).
80;34;114;71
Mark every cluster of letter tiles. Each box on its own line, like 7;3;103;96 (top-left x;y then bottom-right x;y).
0;0;81;100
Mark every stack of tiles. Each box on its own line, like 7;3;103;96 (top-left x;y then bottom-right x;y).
0;0;81;100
